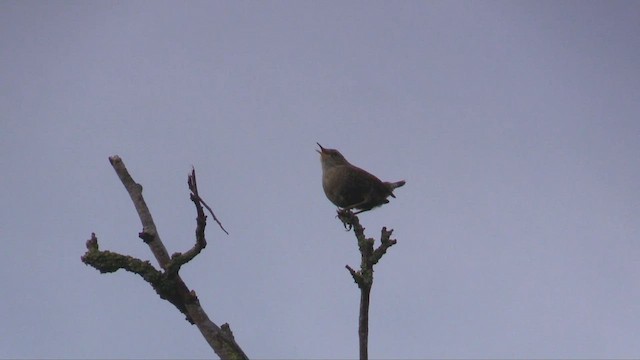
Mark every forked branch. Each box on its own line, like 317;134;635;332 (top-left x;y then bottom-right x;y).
81;156;246;360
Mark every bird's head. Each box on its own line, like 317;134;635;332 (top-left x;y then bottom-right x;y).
317;143;349;168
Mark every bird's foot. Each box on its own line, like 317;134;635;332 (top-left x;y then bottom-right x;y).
336;208;355;231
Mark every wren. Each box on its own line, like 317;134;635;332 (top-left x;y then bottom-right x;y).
317;143;405;214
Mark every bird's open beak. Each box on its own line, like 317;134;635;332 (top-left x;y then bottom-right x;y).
316;142;325;154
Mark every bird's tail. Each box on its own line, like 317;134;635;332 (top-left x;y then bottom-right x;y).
385;180;406;198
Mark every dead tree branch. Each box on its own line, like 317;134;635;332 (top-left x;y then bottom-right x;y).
81;155;247;360
188;167;229;235
337;210;398;360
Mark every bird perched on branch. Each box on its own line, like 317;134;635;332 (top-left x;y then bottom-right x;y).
317;143;405;214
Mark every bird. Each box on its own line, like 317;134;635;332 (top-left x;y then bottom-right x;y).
316;143;405;214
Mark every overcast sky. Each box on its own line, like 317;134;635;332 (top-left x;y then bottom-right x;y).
2;1;639;359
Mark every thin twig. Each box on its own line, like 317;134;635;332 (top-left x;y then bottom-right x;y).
200;198;229;235
188;167;229;235
166;168;209;276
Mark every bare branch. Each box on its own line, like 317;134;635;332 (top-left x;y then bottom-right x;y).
345;264;364;286
81;233;191;322
370;227;397;265
188;167;229;235
337;210;398;360
108;156;171;269
83;157;248;360
82;233;161;281
166;169;209;276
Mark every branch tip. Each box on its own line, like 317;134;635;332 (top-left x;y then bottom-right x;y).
86;233;99;250
188;168;229;235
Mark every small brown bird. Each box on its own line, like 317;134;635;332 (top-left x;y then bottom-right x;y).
317;143;405;214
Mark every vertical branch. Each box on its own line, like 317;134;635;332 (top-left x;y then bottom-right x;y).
109;156;171;269
339;210;397;360
358;285;371;360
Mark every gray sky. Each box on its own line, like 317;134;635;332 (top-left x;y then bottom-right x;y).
2;1;639;359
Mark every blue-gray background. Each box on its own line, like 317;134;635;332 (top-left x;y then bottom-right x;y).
1;1;639;359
